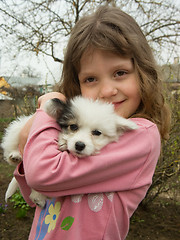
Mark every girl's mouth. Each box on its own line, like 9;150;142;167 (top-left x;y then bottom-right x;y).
112;100;126;109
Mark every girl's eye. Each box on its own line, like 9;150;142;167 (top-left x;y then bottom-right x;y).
115;70;127;77
92;130;102;136
85;77;96;83
69;124;78;131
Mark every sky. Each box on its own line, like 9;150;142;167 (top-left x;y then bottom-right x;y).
0;39;65;85
0;0;66;85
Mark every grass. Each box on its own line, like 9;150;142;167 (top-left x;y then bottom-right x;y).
0;117;14;123
0;162;15;178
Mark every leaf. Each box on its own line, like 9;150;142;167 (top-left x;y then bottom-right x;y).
16;208;27;219
61;216;74;231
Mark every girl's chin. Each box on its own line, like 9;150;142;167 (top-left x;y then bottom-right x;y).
113;105;129;118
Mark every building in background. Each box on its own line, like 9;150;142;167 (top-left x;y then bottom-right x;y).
0;76;53;117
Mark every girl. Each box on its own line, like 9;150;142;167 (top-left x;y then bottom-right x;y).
15;5;170;240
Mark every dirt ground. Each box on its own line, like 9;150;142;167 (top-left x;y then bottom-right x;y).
0;148;180;240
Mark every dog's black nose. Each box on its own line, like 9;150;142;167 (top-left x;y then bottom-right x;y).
75;141;85;151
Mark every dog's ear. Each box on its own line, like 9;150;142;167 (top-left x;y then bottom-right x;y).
44;98;67;120
116;116;138;134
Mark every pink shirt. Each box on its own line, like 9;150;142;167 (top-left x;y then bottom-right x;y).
14;109;161;240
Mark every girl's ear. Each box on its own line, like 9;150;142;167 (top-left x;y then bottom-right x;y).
43;98;67;120
116;115;138;134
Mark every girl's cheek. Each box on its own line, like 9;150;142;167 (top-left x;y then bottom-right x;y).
81;89;96;99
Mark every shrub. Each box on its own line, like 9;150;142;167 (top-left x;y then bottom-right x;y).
143;87;180;206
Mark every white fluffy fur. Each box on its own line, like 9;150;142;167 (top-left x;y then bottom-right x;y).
56;97;138;157
1;96;138;208
1;115;32;166
1;115;46;207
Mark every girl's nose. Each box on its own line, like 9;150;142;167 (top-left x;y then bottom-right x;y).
99;81;118;98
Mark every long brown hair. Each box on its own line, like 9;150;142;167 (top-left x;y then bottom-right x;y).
57;5;171;140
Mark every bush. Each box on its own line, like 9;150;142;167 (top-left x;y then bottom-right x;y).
143;88;180;206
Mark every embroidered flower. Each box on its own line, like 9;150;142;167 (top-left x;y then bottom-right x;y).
88;193;104;212
71;192;114;212
71;194;84;203
45;201;61;233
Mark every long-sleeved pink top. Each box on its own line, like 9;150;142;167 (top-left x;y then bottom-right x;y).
14;109;161;240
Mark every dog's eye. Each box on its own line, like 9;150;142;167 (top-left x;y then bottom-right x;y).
69;124;78;131
92;130;102;136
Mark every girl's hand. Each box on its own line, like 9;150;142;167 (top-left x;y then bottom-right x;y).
38;92;66;109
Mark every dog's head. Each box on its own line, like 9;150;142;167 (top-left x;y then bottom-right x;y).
44;96;138;157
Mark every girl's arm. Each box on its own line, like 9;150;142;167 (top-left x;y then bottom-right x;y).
15;108;161;199
18;92;66;155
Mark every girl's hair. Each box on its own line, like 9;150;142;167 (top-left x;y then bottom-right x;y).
57;5;171;140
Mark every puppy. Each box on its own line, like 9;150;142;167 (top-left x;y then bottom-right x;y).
1;96;138;208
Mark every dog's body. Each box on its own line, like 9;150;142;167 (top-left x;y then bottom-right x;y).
1;96;138;208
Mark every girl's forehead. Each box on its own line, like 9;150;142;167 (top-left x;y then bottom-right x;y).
81;47;112;58
80;47;97;62
80;48;132;69
81;47;130;62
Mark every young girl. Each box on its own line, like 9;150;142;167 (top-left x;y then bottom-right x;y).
15;5;170;240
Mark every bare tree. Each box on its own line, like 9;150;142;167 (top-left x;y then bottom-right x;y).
0;0;179;64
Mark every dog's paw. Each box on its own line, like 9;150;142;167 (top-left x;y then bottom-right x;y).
58;137;68;151
59;143;68;151
8;151;22;165
32;197;46;209
30;190;47;209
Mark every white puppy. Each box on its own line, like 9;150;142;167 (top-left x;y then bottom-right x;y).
1;96;138;208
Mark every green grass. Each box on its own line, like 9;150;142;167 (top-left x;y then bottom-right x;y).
0;117;14;123
0;162;15;178
0;132;3;141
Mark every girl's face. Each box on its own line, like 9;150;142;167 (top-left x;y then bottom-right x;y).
78;49;141;118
